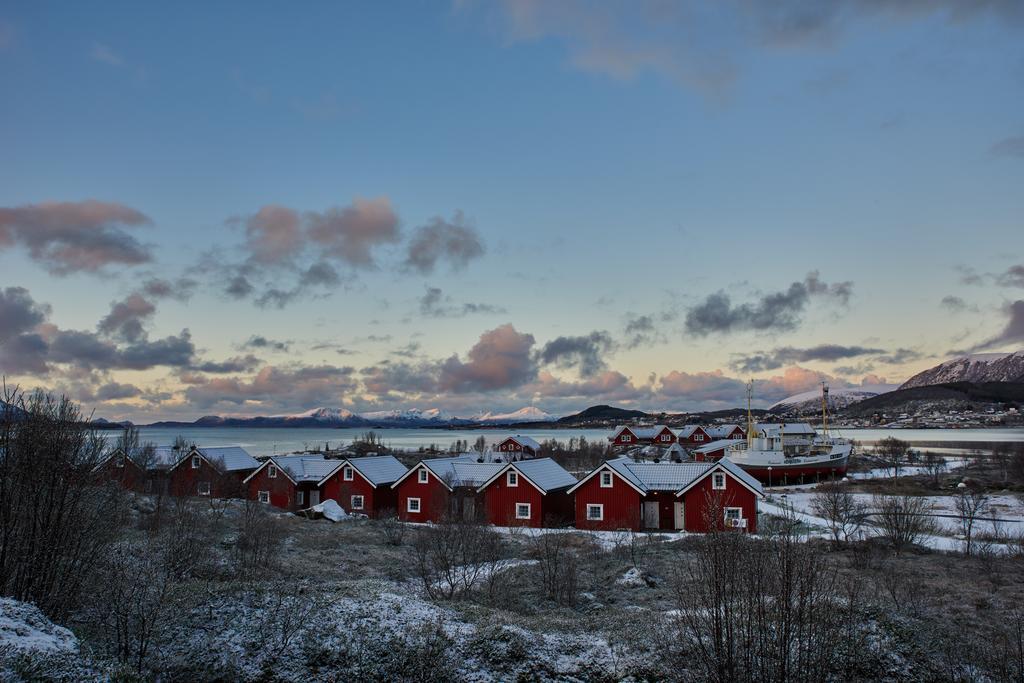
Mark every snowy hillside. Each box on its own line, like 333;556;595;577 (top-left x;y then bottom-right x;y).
900;351;1024;389
472;406;559;423
360;407;457;424
274;407;357;422
770;384;897;413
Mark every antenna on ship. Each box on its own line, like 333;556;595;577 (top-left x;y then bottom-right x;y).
821;382;830;439
746;380;755;450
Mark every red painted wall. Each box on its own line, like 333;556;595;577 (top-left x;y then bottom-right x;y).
681;472;758;533
610;428;640;447
167;454;251;499
573;470;643;530
246;465;297;509
679;427;710;445
653;427;675;445
395;466;450;522
496;439;537;458
95;456;145;491
319;469;398;516
482;474;545;527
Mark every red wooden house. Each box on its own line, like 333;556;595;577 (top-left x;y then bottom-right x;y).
167;446;259;498
608;425;675;447
568;457;764;533
493;435;542;460
244;454;340;510
706;424;746;441
319;455;406;516
675;425;712;446
92;449;147;491
392;456;504;523
476;458;577;528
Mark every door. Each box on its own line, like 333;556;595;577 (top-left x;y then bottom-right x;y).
673;502;685;530
309;490;320;506
643;501;659;529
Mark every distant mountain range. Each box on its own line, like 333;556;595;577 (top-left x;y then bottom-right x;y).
841;381;1024;417
770;384;897;414
145;405;561;428
901;351;1024;389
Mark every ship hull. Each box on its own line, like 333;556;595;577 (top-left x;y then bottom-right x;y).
730;452;850;485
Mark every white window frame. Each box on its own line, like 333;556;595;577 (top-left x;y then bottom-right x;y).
191;455;201;469
621;434;632;443
407;497;421;513
507;471;518;487
515;503;531;520
724;507;743;524
586;504;604;521
695;433;705;442
343;466;354;481
296;490;305;506
198;481;211;496
268;464;277;478
351;494;364;510
417;468;428;484
258;490;270;504
712;472;726;490
600;470;613;488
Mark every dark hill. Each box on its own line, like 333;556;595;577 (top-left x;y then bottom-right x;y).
841;382;1024;417
557;404;650;424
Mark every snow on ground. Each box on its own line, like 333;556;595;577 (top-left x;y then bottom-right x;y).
429;559;538;591
847;458;970;480
0;598;78;654
489;524;689;550
304;499;349;522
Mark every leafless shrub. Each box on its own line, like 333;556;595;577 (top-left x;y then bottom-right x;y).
410;516;504;600
378;510;406;546
876;436;911;480
529;531;578;606
954;487;990;557
876;559;931;618
0;388;129;620
811;483;868;546
872;494;938;552
233;499;285;576
922;451;947;487
250;582;327;667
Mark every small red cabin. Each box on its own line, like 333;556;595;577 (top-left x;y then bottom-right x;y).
166;446;259;499
608;425;675;447
392;456;504;523
477;458;577;528
676;425;711;446
494;435;542;460
244;454;344;510
93;450;146;491
706;424;746;441
569;457;764;533
319;455;406;516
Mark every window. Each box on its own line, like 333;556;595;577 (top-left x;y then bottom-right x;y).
343;466;354;481
712;472;726;490
661;434;671;441
191;455;201;469
145;479;153;493
351;495;364;510
296;490;305;505
507;471;518;487
115;455;125;468
198;481;211;496
621;434;632;442
418;468;428;484
724;507;742;521
586;504;604;521
258;491;270;504
600;470;613;488
515;503;531;519
695;434;704;442
407;497;421;513
268;465;277;479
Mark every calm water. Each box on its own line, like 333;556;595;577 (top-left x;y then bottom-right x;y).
104;425;1024;458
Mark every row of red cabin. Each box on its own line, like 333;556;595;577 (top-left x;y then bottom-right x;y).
608;424;747;447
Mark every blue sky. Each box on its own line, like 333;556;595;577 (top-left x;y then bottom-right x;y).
1;1;1022;420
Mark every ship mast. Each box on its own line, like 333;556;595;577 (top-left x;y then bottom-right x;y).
821;382;830;438
746;380;755;450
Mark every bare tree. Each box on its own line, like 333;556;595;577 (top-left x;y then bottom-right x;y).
0;388;128;620
410;515;504;600
233;499;285;576
872;494;938;552
954;487;990;557
378;510;406;546
876;437;911;481
472;435;488;459
922;451;947;488
530;530;578;606
811;483;867;546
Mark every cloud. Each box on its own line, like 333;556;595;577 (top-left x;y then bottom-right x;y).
996;265;1024;288
730;343;882;373
193;355;262;373
224;273;255;299
240;205;303;265
403;212;485;275
418;286;505;317
307;196;401;268
990;135;1024;159
98;293;156;342
940;295;971;312
0;287;50;342
538;331;615;377
299;261;342;288
438;324;537;393
94;381;142;401
90;42;124;66
240;335;290;352
141;277;198;301
0;200;152;274
872;348;923;364
659;365;836;407
530;369;649;400
361;361;440;396
966;300;1024;351
184;364;358;409
685;271;853;336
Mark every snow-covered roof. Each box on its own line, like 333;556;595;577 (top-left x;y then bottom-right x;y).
501;434;542;450
675;425;705;438
272;454;340;482
117;445;182;470
505;458;577;493
716;458;765;497
611;424;670;440
705;424;743;438
571;455;765;498
344;455;407;486
693;438;743;454
756;422;816;436
195;446;260;472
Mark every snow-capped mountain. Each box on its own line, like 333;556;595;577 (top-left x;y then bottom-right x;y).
360;408;458;425
274;407;357;422
472;406;559;424
770;384;897;414
900;351;1024;389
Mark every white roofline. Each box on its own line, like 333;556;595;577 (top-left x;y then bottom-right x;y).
476;461;547;495
242;457;298;486
391;459;454;492
566;461;647;496
164;446;203;474
315;460;352;488
673;461;765;500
